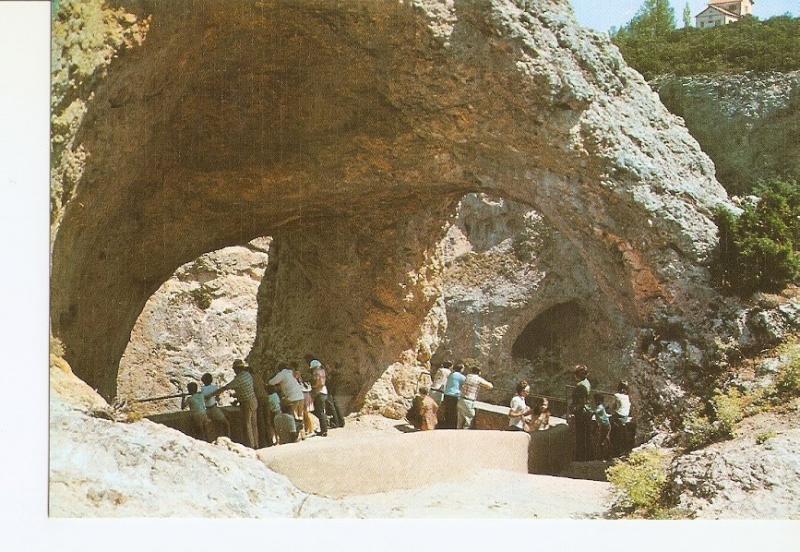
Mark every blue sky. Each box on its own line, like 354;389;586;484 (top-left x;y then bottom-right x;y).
571;0;798;32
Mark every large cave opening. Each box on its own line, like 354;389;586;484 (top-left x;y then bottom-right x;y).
116;238;271;415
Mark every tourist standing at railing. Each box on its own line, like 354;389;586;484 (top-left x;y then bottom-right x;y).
181;381;214;442
569;364;592;461
430;360;452;407
611;380;635;456
269;362;307;440
593;393;612;460
529;397;551;431
440;363;465;429
201;372;230;440
457;366;493;429
249;367;272;448
508;380;532;431
209;359;259;448
309;359;329;437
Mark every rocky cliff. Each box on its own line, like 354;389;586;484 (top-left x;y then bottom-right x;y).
653;71;800;194
50;0;730;420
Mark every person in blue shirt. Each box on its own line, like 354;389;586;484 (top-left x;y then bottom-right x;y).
440;363;466;429
593;393;611;461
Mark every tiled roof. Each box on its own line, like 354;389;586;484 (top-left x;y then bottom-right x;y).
696;5;741;19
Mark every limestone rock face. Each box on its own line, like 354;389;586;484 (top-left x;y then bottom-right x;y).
51;0;730;419
116;238;270;414
668;404;800;519
653;71;800;194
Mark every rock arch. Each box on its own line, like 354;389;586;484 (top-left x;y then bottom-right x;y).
51;0;728;410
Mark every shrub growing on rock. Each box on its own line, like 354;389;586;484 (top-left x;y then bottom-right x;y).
680;387;760;450
606;449;670;517
713;179;800;295
773;356;800;400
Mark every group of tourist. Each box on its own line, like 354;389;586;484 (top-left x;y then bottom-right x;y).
569;364;635;460
410;360;636;460
410;360;554;433
413;360;496;430
180;356;338;449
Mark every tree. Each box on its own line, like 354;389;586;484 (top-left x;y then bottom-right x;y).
683;2;692;29
623;0;677;40
713;179;800;295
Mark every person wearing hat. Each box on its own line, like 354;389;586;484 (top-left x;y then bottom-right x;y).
209;359;260;448
309;359;329;437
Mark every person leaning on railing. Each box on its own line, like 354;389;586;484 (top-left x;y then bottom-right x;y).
610;380;635;456
569;364;592;461
508;380;532;431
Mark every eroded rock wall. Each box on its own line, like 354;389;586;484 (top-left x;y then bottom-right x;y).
248;201;454;417
654;71;800;194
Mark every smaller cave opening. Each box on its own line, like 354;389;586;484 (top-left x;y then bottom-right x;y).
511;301;623;397
511;301;585;385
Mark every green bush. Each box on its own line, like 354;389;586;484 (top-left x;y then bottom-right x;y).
713;179;800;295
774;357;800;399
607;450;670;516
189;286;213;310
680;387;757;450
681;411;718;450
612;16;800;79
755;431;776;445
712;388;747;437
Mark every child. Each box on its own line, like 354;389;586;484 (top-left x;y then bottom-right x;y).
273;403;298;445
264;384;282;446
201;373;230;440
593;393;611;460
529;396;551;431
181;382;213;442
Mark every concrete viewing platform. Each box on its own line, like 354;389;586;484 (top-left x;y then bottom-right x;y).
147;397;577;496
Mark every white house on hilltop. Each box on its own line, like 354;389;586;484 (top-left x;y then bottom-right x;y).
696;0;755;28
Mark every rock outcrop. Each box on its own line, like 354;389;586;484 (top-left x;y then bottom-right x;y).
653;71;800;194
668;403;800;519
51;0;729;420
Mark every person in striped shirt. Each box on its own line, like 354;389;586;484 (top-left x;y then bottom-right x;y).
456;366;493;429
209;359;259;448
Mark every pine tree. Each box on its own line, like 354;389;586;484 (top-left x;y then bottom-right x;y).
615;0;677;40
683;2;692;28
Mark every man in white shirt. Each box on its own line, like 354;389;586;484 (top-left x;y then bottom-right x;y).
268;362;306;438
508;380;531;431
457;366;493;429
430;360;452;406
